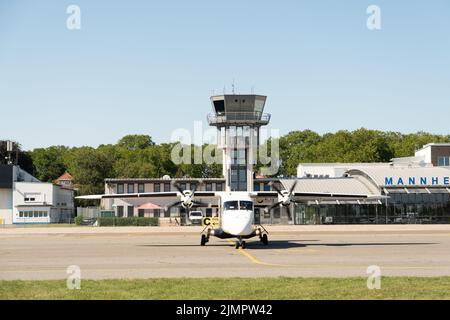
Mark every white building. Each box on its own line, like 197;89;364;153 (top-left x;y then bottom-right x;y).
0;165;74;225
415;143;450;167
297;143;450;179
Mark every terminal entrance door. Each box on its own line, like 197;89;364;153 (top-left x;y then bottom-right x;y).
295;205;320;224
254;208;261;225
294;205;305;225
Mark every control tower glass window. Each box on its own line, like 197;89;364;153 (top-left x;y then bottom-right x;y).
230;148;247;191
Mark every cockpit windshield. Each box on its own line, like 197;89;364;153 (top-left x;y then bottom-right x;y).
239;201;253;211
223;200;253;211
224;201;239;210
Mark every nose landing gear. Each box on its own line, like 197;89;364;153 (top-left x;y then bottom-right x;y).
235;238;246;249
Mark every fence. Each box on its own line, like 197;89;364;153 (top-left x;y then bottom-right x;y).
77;207;115;218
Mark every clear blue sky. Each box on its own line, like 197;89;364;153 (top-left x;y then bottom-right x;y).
1;0;449;150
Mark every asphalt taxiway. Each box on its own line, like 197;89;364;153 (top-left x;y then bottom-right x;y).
1;225;449;280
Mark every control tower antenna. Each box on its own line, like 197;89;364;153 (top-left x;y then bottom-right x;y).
231;79;235;94
207;94;271;192
6;140;14;165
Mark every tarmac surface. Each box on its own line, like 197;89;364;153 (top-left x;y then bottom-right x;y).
1;225;450;280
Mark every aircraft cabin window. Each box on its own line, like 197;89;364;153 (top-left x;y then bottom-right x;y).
240;201;253;211
224;201;239;210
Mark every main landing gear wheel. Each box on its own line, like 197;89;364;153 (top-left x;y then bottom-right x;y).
200;234;207;246
235;240;246;249
261;234;269;246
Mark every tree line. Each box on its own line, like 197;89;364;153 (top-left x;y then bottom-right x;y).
2;129;450;196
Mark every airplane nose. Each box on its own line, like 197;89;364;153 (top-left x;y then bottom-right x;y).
223;213;253;236
227;224;249;236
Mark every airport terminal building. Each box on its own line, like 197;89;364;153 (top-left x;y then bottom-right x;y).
295;143;450;224
99;143;450;225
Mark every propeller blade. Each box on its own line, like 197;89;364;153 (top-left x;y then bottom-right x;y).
192;200;210;207
191;183;198;194
289;180;298;195
269;181;284;196
173;182;184;194
264;201;282;213
164;200;182;213
286;205;292;221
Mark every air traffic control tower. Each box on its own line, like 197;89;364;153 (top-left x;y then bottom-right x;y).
208;95;271;192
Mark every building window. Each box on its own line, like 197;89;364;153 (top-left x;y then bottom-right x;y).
127;184;134;194
164;183;170;192
138;183;145;193
206;183;213;191
263;183;271;191
154;209;161;218
117;184;124;194
180;183;186;191
127;205;134;217
438;156;450;167
216;183;223;191
117;206;124;217
206;208;212;217
254;182;260;191
154;183;161;192
138;209;145;217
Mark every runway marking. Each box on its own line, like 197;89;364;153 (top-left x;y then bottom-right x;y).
225;239;294;267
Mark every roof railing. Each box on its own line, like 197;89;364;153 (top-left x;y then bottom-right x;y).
207;112;271;126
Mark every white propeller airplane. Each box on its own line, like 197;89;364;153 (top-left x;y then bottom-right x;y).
77;180;383;249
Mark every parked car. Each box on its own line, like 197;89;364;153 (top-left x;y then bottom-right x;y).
189;211;203;225
80;218;96;226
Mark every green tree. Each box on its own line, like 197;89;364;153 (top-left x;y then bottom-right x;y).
117;135;155;151
277;130;322;176
28;146;68;182
64;147;114;195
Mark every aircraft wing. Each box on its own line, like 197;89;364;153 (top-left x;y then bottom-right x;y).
251;191;386;201
252;178;388;202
